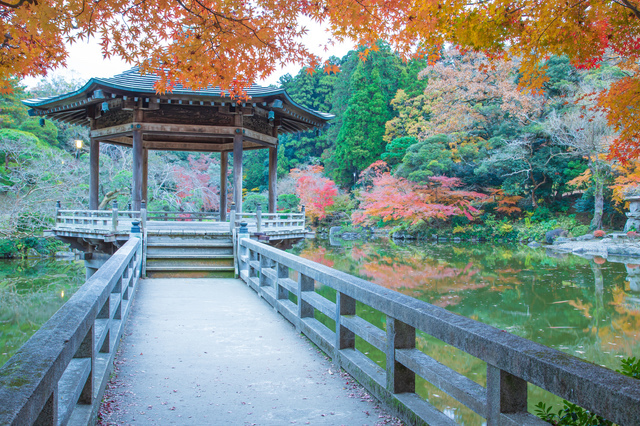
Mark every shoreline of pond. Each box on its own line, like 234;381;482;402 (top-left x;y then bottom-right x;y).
0;236;76;260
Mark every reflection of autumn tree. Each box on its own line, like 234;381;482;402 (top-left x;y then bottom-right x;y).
601;286;640;356
297;246;334;268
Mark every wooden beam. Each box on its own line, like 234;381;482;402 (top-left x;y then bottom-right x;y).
91;123;133;139
142;147;148;204
242;135;276;148
268;146;277;213
141;141;265;152
132;115;143;210
89;119;99;210
233;132;243;213
220;152;228;221
91;122;278;145
50;110;80;121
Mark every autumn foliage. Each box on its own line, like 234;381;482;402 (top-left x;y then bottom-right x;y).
352;161;486;226
3;0;640;159
487;189;523;217
289;165;338;221
610;161;640;207
172;154;220;211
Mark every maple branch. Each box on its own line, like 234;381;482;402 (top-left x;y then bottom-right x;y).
175;0;275;50
532;0;590;53
611;0;640;20
0;0;32;8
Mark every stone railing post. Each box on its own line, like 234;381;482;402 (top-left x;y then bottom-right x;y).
335;292;356;361
112;201;119;233
140;200;147;231
130;221;143;276
386;317;415;393
297;274;314;327
229;203;236;234
256;204;262;233
55;200;61;227
237;221;250;275
74;326;95;405
259;249;272;287
486;365;528;425
276;263;289;301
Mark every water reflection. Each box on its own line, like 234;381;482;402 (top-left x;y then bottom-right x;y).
0;259;84;367
290;239;640;424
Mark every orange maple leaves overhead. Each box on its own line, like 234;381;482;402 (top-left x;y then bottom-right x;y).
2;0;640;158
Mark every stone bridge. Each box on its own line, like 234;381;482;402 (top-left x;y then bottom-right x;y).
1;225;640;425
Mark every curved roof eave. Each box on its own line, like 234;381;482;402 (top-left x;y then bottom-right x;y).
22;78;102;108
23;69;335;122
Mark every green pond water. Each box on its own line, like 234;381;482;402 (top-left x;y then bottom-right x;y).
0;258;85;367
289;239;640;424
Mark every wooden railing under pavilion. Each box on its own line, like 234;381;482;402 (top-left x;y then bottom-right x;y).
53;203;306;237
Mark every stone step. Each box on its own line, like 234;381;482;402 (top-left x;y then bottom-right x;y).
145;267;235;279
146;257;234;268
145;265;235;271
146;238;233;247
146;254;234;259
146;247;233;257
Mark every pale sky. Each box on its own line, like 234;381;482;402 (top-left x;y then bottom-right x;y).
23;19;353;90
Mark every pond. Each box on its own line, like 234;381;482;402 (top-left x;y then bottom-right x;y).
289;238;640;424
0;258;85;368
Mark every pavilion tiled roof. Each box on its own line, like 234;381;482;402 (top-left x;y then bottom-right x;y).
23;67;333;129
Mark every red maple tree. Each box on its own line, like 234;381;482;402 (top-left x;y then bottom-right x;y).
352;161;486;226
172;154;221;211
289;165;339;221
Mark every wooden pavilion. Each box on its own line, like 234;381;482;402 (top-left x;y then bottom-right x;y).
23;68;332;216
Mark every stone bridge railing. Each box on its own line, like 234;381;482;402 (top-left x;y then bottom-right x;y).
237;236;640;425
0;237;142;425
54;203;306;236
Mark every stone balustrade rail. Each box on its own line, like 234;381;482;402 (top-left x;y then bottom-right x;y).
0;238;143;425
237;236;640;425
53;205;306;236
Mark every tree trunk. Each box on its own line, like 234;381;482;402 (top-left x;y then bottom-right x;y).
591;179;604;230
98;189;123;210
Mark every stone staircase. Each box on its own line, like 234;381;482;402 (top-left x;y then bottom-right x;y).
144;235;235;278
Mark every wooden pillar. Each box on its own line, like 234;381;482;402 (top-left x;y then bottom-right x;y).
233;133;243;213
220;151;228;221
89;134;99;210
268;146;277;213
142;147;148;205
132;114;143;211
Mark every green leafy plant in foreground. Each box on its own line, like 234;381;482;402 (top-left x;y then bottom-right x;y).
616;357;640;380
534;401;612;426
535;357;640;425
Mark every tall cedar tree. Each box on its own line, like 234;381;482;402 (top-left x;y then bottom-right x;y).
332;65;390;187
327;45;414;187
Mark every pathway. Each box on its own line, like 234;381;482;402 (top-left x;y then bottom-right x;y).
98;278;400;425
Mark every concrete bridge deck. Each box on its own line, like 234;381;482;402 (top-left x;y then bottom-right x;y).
98;278;397;425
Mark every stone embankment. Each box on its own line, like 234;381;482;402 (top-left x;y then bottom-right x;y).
549;233;640;260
